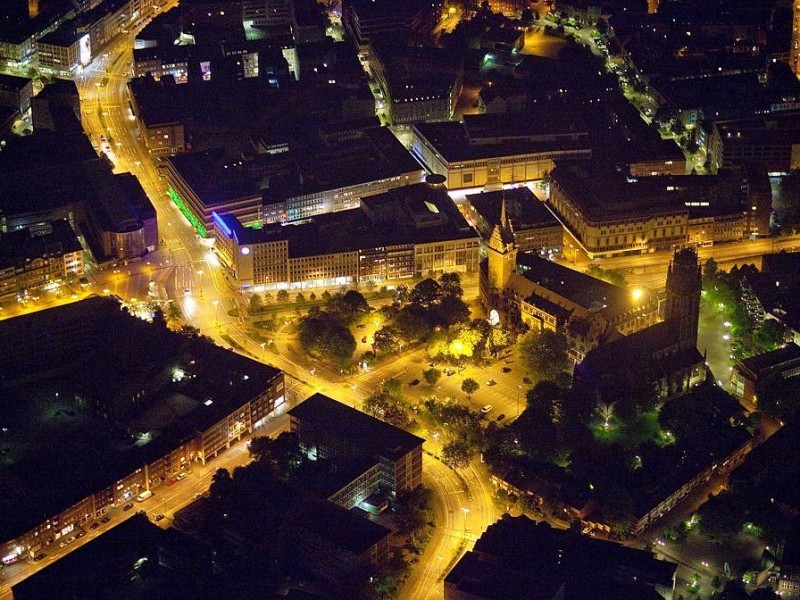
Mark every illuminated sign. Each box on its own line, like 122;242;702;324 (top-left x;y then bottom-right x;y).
79;34;91;67
212;211;232;237
240;246;250;255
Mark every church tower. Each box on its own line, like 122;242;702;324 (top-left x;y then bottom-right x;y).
486;197;517;292
664;247;701;349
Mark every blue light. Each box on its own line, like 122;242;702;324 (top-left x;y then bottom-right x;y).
212;212;233;237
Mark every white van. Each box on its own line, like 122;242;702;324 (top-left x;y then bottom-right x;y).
136;489;153;502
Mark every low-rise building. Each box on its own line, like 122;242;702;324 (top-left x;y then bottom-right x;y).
445;514;677;600
288;393;424;498
411;113;592;191
163;127;426;237
463;187;564;256
36;27;91;73
731;343;800;405
0;73;34;114
0;296;285;562
213;179;481;290
709;111;800;173
0;219;84;300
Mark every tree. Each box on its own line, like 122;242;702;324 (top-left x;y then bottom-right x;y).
308;292;316;302
519;329;570;380
395;486;434;537
250;294;262;313
210;468;233;499
461;378;480;399
438;272;464;299
329;289;369;321
436;295;471;327
698;491;745;543
423;367;442;388
248;432;303;478
296;292;305;304
442;439;472;469
409;278;441;308
383;377;403;399
276;289;289;303
298;312;357;367
753;319;785;351
373;326;401;355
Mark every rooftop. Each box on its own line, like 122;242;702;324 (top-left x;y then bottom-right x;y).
465;187;560;231
0;72;32;92
0;296;282;541
221;181;478;257
0;218;82;270
288;393;424;462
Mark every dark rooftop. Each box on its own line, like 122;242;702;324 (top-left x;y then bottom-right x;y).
0;218;82;270
737;342;800;378
0;72;31;92
0;296;282;541
446;515;676;599
292;499;390;555
288;393;424;461
465;186;560;231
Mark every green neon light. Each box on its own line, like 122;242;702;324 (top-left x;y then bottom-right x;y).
167;187;207;237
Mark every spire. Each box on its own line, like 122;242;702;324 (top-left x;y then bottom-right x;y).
496;194;514;246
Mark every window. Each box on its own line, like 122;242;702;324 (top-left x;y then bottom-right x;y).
462;173;473;184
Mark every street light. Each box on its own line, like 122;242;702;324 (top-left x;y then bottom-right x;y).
212;299;219;325
517;385;522;418
462;507;470;537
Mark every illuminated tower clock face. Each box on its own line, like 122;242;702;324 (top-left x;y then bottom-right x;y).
241;247;250;255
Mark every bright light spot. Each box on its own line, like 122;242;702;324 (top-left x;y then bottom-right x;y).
631;287;644;301
723;321;731;328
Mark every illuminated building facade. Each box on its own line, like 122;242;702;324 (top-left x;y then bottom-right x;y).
0;297;285;562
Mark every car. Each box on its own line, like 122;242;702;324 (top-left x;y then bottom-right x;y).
176;472;187;481
193;492;203;499
123;502;134;511
100;516;111;523
183;287;191;296
496;414;506;422
409;379;420;387
361;336;367;343
58;540;67;548
33;552;46;562
154;514;166;522
75;531;86;539
501;367;512;373
481;405;493;414
444;368;455;376
166;477;177;486
522;377;532;384
485;379;496;386
89;522;99;530
65;536;76;545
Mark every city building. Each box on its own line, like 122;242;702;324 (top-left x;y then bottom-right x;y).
547;163;756;259
575;248;705;395
288;393;424;498
35;27;91;72
463;187;564;256
212;179;481;290
341;0;439;51
0;131;158;265
0;218;84;300
738;252;800;344
708;111;800;174
481;222;660;362
0;72;34;114
164;126;426;237
411;113;592;191
0;296;285;563
11;514;215;599
30;78;82;132
368;40;463;125
444;514;677;600
731;343;800;405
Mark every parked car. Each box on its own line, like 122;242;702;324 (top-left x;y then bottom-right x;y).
75;531;86;539
33;552;46;562
522;377;532;384
409;379;420;387
100;516;111;523
123;503;134;511
89;522;99;530
176;472;187;481
485;379;496;386
502;367;512;373
154;514;166;522
481;405;493;414
166;477;177;486
444;368;455;376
